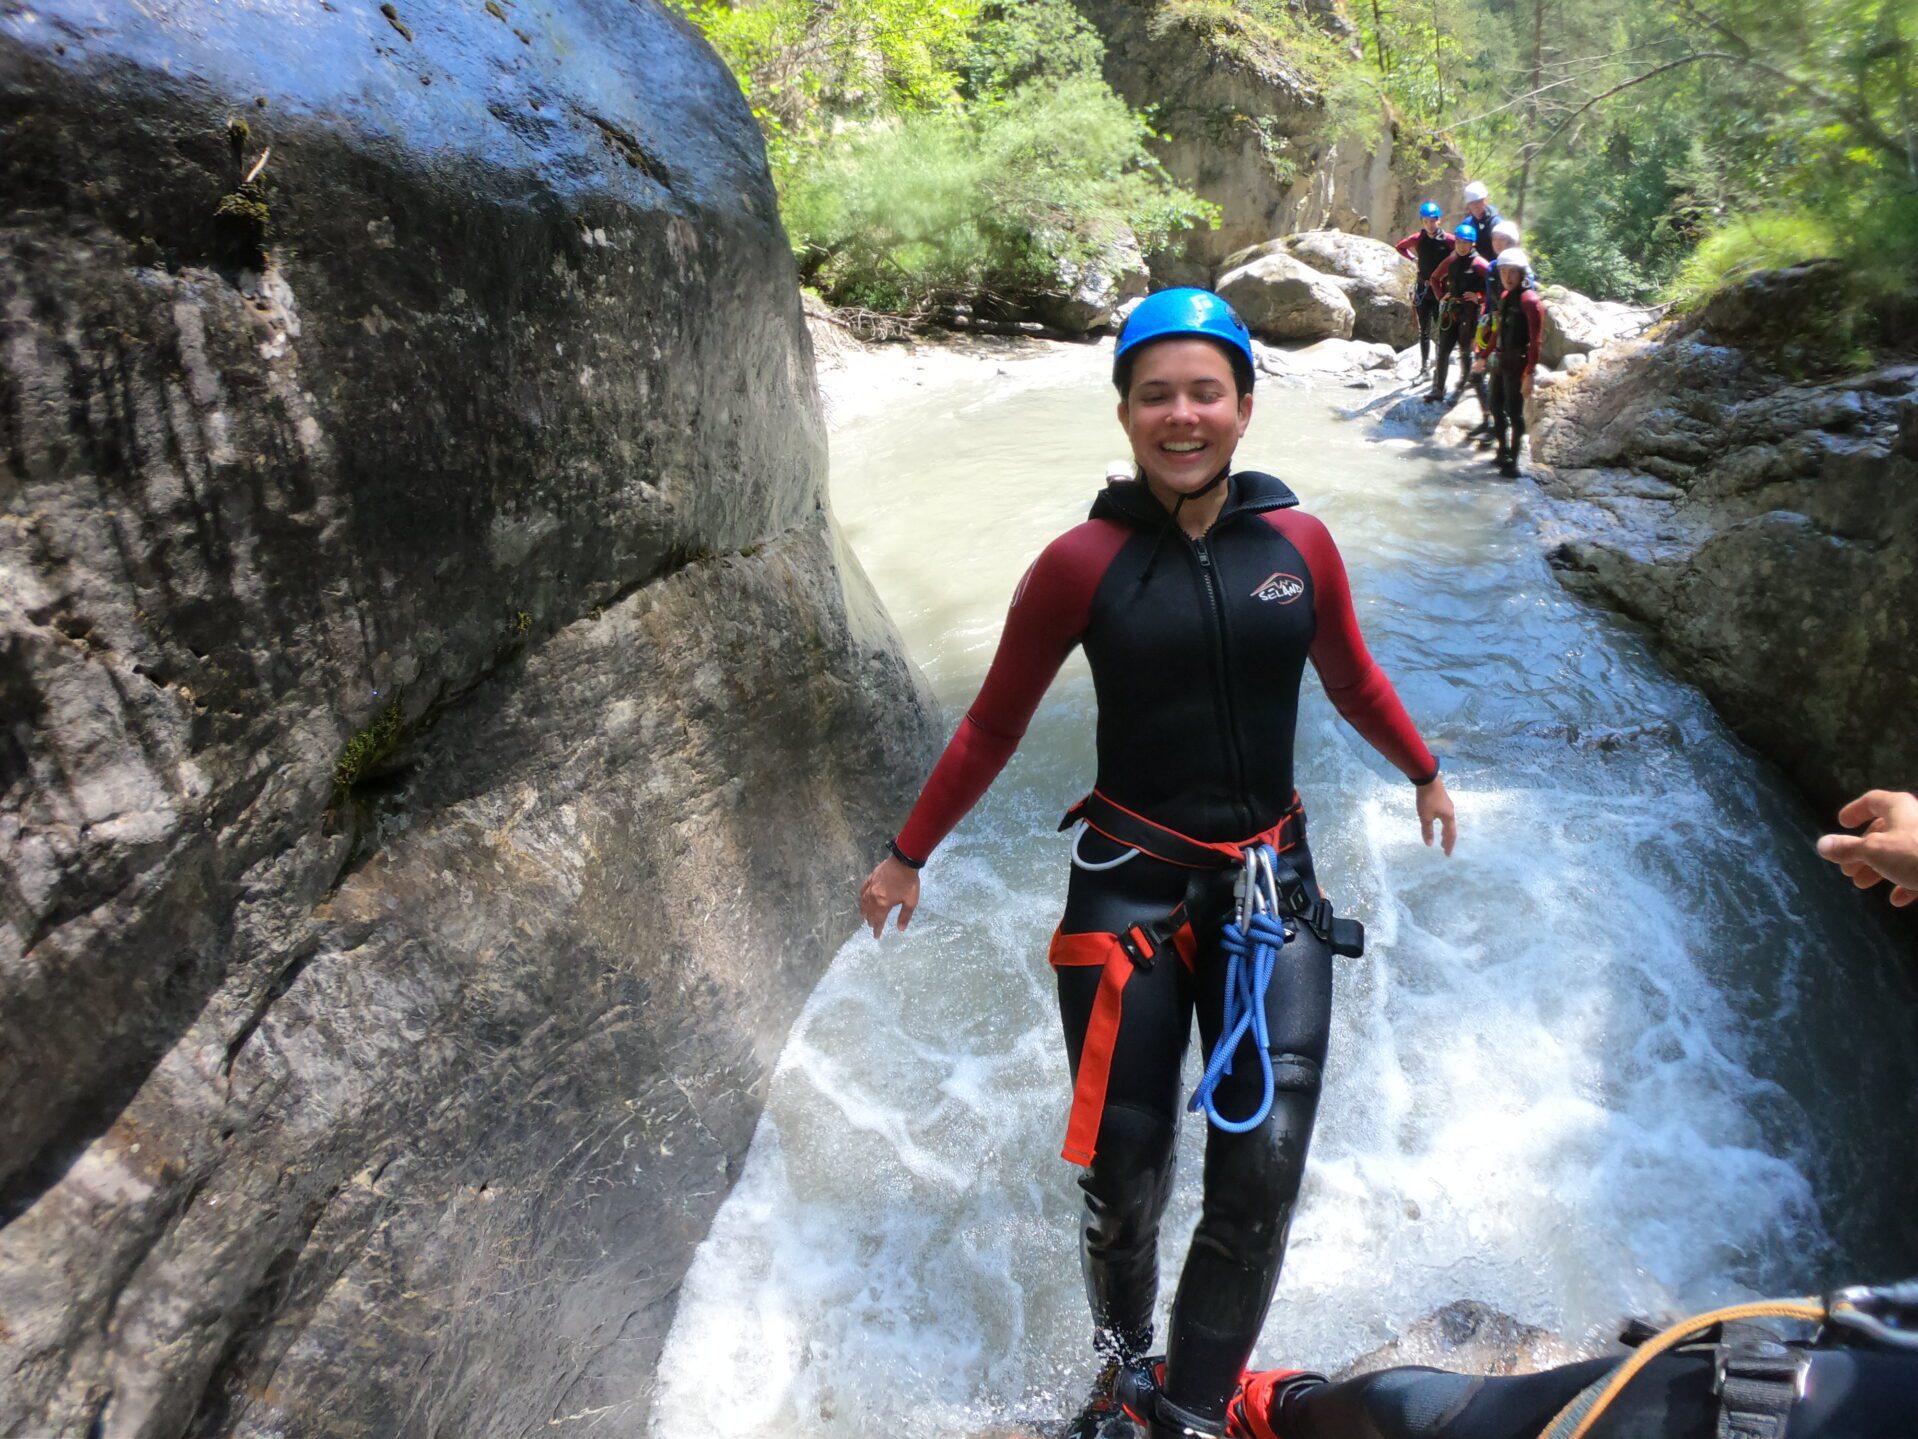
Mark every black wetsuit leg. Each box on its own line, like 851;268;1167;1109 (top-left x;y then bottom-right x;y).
1504;369;1526;461
1490;367;1524;467
1056;833;1196;1361
1487;360;1510;456
1430;321;1458;396
1160;845;1332;1432
1054;835;1333;1433
1415;290;1439;367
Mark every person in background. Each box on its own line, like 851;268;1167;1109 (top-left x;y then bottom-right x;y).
1423;224;1489;412
1479;247;1545;477
1468;220;1535;445
1816;790;1918;906
1393;201;1452;374
1461;182;1501;264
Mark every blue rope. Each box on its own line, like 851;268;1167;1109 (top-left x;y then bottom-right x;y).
1189;858;1289;1133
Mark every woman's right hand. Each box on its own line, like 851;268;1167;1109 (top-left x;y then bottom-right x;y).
858;855;921;938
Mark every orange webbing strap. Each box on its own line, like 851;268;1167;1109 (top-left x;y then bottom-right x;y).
1048;922;1196;1166
1068;790;1304;869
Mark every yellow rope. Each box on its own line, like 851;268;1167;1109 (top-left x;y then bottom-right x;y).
1538;1297;1827;1439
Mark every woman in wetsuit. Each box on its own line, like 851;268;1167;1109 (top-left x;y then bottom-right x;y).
857;289;1457;1439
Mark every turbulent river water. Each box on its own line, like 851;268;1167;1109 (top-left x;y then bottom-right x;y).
654;341;1918;1437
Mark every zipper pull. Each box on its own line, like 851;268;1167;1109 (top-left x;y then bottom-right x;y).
1193;538;1211;566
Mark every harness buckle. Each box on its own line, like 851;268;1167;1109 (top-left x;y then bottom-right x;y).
1713;1335;1807;1439
1116;924;1158;972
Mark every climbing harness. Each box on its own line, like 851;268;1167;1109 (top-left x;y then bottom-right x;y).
1537;1281;1918;1439
1048;795;1361;1163
1189;845;1289;1132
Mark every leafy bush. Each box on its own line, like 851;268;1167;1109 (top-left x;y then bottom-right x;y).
785;75;1216;312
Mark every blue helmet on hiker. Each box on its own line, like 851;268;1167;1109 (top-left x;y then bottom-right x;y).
1113;288;1256;394
1419;201;1442;220
1453;221;1478;245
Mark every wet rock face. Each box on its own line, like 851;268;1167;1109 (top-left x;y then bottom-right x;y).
0;4;938;1436
1073;0;1459;284
1538;284;1658;368
1531;266;1918;812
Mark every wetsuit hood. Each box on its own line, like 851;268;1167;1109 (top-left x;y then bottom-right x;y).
1089;469;1300;529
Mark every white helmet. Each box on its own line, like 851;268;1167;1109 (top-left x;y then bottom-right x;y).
1491;219;1522;243
1497;246;1531;270
1463;181;1490;203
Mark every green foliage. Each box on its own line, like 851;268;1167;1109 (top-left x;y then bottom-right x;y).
786;75;1215;311
674;0;1214;315
1349;0;1917;322
1152;0;1348;89
334;701;404;796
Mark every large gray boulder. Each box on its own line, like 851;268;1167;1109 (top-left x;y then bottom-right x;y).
1538;283;1658;367
0;4;938;1436
1074;0;1460;285
1217;251;1356;342
1278;229;1419;347
1031;225;1151;334
1531;265;1918;811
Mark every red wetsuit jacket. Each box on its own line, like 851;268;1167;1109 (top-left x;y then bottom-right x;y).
1395;228;1455;286
1481;284;1546;379
894;471;1437;864
1426;251;1491;312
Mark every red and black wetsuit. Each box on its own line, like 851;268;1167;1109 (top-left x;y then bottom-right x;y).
1486;281;1545;470
895;472;1435;862
1425;250;1491;407
1394;227;1454;367
893;470;1435;1433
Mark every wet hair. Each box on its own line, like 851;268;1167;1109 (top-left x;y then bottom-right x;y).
1113;335;1255;401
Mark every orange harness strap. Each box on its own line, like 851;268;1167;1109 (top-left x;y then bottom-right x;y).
1048;921;1196;1166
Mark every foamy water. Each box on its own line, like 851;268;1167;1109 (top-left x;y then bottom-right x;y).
653;342;1918;1437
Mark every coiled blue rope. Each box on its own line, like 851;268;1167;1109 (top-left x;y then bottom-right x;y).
1189;845;1287;1133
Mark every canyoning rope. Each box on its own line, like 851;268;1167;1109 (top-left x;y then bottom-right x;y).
1533;1284;1918;1439
1189;844;1287;1133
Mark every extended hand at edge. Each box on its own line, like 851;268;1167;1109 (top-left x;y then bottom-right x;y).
858;855;921;938
1418;775;1457;857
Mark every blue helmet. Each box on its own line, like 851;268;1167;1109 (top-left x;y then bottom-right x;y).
1453;220;1478;244
1114;287;1254;387
1419;200;1442;220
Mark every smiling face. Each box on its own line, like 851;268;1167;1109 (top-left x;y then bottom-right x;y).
1455;236;1475;255
1116;338;1253;499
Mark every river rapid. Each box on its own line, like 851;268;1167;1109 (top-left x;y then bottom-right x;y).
653;340;1918;1437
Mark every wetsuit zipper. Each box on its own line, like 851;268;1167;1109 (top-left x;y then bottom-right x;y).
1189;531;1255;835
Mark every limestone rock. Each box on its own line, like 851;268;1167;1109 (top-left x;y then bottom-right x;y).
1538;284;1658;368
1217;252;1356;342
1531;264;1918;811
1031;227;1151;334
1073;0;1460;283
0;4;939;1436
1281;229;1419;348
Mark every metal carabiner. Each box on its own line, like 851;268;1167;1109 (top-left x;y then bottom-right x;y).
1827;1281;1918;1350
1234;845;1263;931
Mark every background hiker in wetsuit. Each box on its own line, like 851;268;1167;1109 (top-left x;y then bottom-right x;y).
1393;201;1451;374
1423;226;1489;412
1818;789;1918;906
1479;248;1545;477
1460;182;1501;264
1465;220;1533;446
857;288;1457;1439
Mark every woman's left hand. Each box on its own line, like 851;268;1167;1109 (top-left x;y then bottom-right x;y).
1417;775;1457;855
1520;371;1534;399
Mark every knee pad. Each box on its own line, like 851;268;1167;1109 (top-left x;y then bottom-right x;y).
1269;1051;1321;1094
